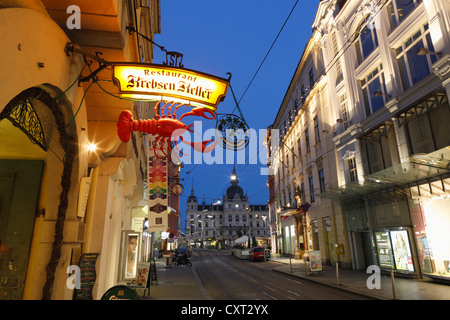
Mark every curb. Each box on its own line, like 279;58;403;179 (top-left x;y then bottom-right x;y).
270;268;389;300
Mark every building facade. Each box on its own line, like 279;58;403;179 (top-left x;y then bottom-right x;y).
314;0;450;281
268;23;352;267
186;167;270;249
0;0;161;299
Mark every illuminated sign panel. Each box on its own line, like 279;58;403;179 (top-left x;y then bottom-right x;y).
112;63;229;111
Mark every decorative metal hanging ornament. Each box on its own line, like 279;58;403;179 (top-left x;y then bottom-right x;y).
216;75;251;151
216;113;250;151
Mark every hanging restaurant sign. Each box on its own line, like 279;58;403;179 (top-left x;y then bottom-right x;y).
112;63;229;112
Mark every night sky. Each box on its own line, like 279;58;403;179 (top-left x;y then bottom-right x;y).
152;0;321;230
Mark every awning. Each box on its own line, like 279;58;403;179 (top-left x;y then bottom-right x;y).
319;180;393;201
319;146;450;201
365;161;449;185
234;235;248;244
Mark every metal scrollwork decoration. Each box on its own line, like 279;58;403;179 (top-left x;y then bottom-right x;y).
163;51;184;68
0;101;47;151
216;73;251;151
216;113;250;151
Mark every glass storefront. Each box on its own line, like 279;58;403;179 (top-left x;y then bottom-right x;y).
411;197;450;280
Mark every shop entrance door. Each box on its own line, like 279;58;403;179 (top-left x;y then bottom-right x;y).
0;160;43;300
351;231;375;270
361;231;374;269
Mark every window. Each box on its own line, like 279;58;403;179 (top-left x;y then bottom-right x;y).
301;85;306;103
305;128;310;153
318;168;326;193
360;123;399;174
314;116;320;144
332;32;343;84
309;173;315;203
309;68;315;87
395;24;438;91
355;17;379;64
360;65;389;116
297;138;302;161
286;148;290;169
340;93;350;130
235;214;240;222
387;0;423;29
300;182;306;203
347;158;358;182
397;92;450;155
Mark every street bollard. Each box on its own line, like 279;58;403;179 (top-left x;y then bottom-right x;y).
336;262;340;286
289;257;292;273
391;270;397;300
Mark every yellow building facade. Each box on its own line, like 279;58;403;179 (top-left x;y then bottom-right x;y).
0;0;161;299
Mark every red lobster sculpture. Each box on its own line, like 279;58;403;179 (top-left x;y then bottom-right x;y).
117;101;217;159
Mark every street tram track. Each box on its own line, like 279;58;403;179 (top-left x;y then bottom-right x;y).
193;250;277;300
210;251;311;299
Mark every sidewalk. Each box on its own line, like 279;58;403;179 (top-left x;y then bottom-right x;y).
269;255;450;300
141;257;211;300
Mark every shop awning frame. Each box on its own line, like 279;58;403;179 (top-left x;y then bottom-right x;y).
319;146;450;201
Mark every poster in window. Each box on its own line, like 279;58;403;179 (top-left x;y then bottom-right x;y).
391;230;414;272
120;231;141;281
375;231;394;269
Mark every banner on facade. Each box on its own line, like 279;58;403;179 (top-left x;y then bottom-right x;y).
147;136;169;232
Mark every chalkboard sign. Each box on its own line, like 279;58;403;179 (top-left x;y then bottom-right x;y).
150;258;157;284
73;253;99;300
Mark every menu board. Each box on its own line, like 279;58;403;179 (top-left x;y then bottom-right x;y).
73;253;99;300
375;232;394;269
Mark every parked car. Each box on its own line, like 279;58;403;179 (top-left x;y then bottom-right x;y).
249;246;266;262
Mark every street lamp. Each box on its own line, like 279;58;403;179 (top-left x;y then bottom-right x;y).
417;47;441;56
197;215;204;248
262;215;267;245
245;206;252;248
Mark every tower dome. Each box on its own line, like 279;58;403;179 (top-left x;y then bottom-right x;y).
225;166;246;201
